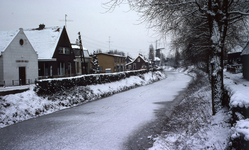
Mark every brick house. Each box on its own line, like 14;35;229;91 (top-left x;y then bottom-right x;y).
91;53;126;73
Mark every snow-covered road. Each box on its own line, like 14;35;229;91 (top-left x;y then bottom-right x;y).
0;71;191;150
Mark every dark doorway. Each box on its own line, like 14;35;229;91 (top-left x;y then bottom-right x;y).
19;67;26;85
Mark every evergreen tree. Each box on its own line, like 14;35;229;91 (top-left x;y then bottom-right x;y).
91;52;99;73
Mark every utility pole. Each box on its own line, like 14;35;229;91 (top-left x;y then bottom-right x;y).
78;32;87;74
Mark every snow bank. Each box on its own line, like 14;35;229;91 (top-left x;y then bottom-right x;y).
224;72;249;108
149;68;231;150
0;71;166;129
232;119;249;141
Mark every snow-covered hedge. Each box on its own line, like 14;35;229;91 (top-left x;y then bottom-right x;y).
34;69;150;95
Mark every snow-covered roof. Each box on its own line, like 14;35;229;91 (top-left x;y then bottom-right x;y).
71;44;90;58
83;50;90;58
0;29;19;55
126;55;149;66
71;44;88;50
241;42;249;55
154;57;160;61
24;26;63;59
95;53;126;58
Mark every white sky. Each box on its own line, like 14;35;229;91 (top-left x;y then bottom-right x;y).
0;0;171;58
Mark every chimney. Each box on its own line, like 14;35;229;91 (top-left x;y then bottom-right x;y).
19;28;23;31
39;24;45;30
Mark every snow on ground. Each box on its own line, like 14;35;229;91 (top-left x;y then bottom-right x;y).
149;70;249;150
149;68;231;150
0;71;166;129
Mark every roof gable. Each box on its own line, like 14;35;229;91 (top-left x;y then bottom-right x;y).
24;26;63;59
126;55;148;65
242;42;249;55
0;29;19;55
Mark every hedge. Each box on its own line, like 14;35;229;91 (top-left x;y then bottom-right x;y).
34;69;150;95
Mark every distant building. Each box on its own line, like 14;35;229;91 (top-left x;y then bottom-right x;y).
24;25;76;79
0;28;38;86
125;56;133;64
126;54;150;71
227;52;242;73
71;44;91;75
241;43;249;80
91;53;126;73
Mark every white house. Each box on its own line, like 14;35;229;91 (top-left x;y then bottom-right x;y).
71;44;91;75
0;28;38;86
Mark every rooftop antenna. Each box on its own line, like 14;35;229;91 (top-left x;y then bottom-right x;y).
59;14;73;28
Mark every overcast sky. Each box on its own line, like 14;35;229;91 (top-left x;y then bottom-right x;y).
0;0;171;58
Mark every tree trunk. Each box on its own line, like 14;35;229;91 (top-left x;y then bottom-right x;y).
209;18;224;115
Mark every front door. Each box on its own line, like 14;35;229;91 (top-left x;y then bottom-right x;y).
19;67;26;85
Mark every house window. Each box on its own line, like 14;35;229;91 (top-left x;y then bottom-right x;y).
57;62;65;75
44;63;49;76
117;65;120;72
99;66;103;72
138;58;140;62
133;63;136;70
19;39;24;45
76;62;80;73
114;57;116;62
58;47;70;54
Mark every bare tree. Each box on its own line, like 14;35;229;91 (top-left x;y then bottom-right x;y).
104;0;249;115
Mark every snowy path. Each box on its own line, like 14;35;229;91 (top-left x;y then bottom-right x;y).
0;71;191;150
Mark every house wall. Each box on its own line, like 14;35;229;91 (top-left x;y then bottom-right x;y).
74;57;90;75
97;54;114;73
2;29;38;86
96;54;125;73
242;55;249;80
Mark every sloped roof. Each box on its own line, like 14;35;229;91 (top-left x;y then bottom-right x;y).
0;29;19;55
241;42;249;55
154;57;160;61
126;55;149;66
71;44;88;50
71;44;90;58
24;26;63;59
